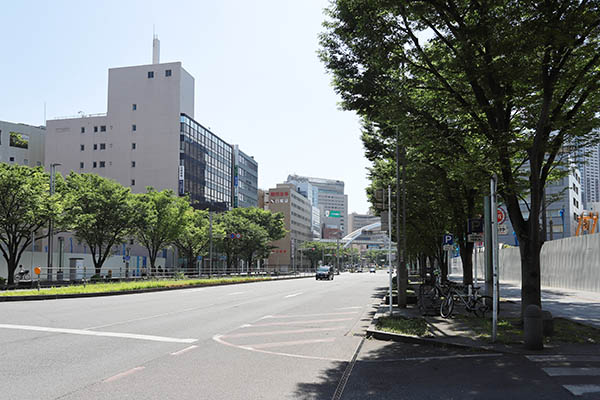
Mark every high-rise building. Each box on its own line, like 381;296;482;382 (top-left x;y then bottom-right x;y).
286;174;348;239
348;212;380;234
46;37;255;212
578;143;600;208
265;183;312;271
233;145;258;208
0;120;45;167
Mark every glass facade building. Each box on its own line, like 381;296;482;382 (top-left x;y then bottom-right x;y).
180;114;233;211
233;145;258;208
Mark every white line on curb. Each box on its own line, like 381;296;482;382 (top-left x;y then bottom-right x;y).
171;345;198;356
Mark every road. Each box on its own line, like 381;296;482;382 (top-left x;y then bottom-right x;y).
1;272;598;399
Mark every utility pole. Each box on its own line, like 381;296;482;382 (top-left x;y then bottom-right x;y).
387;185;393;314
396;130;408;307
47;163;61;282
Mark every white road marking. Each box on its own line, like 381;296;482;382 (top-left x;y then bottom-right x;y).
336;306;363;310
171;345;198;356
103;366;145;383
526;355;600;362
228;291;246;295
562;385;600;396
212;334;347;362
247;318;353;327
361;353;504;363
284;292;303;298
268;311;359;319
245;338;336;349
0;324;197;344
542;368;600;376
223;326;345;338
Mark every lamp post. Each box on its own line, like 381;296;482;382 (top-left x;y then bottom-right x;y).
47;163;61;281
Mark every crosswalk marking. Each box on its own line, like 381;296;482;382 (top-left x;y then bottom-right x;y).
563;385;600;396
542;367;600;376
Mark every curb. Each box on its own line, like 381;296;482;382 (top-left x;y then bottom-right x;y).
0;275;312;302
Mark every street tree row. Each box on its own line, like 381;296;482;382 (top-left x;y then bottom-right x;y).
0;164;285;284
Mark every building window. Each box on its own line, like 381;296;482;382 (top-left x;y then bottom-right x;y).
23;159;28;165
93;144;98;150
81;127;85;133
80;144;85;151
100;125;106;132
9;157;14;162
132;104;137;110
132;143;136;150
131;161;136;168
80;162;84;169
131;179;136;186
132;124;136;131
99;161;105;168
100;143;106;150
93;161;97;168
165;69;172;77
94;126;98;133
148;71;154;78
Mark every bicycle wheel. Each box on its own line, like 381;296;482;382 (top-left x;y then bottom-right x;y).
440;294;454;318
476;295;493;317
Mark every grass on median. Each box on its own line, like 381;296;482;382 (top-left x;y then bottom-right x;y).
376;316;433;337
454;314;600;345
0;276;271;297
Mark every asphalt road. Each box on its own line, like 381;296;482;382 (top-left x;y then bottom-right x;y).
2;272;598;399
0;272;387;399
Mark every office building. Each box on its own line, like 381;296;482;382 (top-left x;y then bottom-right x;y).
46;36;254;212
578;143;600;208
265;183;312;271
286;174;348;239
348;212;380;234
233;145;258;208
0;120;45;167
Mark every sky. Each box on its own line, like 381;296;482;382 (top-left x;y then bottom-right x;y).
0;0;371;214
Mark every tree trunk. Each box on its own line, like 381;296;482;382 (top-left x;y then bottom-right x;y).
460;241;474;286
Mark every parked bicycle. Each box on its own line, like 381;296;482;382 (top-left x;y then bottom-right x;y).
14;265;31;283
440;285;493;318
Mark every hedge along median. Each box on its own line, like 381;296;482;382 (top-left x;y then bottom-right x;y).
0;276;295;301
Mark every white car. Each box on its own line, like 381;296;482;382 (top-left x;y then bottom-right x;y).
369;267;376;273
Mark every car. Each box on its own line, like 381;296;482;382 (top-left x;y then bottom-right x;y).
315;266;334;280
369;267;376;273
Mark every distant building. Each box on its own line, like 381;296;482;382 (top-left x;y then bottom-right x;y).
578;143;600;208
348;212;380;234
233;145;258;208
498;162;583;244
0;120;45;167
45;36;253;212
265;183;312;271
286;174;348;239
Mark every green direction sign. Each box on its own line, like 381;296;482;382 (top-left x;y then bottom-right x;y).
326;210;341;218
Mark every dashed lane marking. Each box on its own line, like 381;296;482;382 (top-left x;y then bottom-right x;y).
222;326;346;339
245;338;336;349
284;292;303;298
247;318;353;327
0;324;197;344
265;311;359;319
228;291;246;295
171;345;198;356
542;368;600;376
562;385;600;396
103;367;145;383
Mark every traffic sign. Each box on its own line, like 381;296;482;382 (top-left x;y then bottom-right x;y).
498;225;509;235
443;234;454;245
443;244;453;251
468;218;484;233
497;207;507;224
123;255;130;261
468;233;484;242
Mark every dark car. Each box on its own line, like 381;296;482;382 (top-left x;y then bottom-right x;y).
316;266;334;280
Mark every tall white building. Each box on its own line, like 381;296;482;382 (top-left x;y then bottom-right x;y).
286;174;348;239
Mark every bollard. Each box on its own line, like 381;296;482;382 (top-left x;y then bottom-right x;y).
542;310;554;337
524;304;543;350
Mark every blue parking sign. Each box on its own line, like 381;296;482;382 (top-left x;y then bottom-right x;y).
443;234;454;245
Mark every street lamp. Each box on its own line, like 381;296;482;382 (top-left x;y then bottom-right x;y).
47;163;61;281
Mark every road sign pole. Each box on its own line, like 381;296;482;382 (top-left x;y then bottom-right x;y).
388;185;393;314
490;175;499;342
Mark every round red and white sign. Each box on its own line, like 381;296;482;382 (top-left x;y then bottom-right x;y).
497;207;507;224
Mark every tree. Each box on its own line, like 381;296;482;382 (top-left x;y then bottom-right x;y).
320;0;600;314
63;173;135;276
132;188;190;275
0;164;57;284
173;209;223;274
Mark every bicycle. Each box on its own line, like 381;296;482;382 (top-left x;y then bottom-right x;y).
14;267;31;283
440;285;493;318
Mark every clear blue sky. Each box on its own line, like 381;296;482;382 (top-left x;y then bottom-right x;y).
0;0;371;214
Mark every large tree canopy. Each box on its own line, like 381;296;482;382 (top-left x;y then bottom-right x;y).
320;0;600;314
